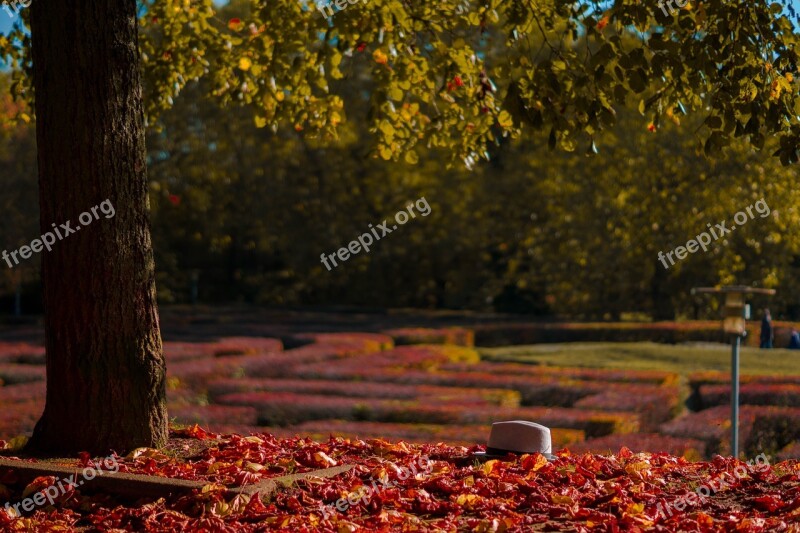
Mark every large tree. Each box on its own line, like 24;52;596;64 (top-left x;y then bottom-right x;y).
1;0;798;453
25;0;167;454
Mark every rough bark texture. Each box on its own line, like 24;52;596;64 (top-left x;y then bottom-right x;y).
27;0;168;454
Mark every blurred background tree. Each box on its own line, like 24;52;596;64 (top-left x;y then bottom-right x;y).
0;73;39;316
4;64;797;319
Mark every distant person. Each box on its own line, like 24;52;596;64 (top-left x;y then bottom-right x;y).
789;328;800;350
760;309;774;349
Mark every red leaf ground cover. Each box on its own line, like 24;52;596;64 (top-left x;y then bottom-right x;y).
1;429;798;532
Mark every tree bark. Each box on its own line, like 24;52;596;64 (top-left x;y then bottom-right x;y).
651;258;676;321
27;0;168;454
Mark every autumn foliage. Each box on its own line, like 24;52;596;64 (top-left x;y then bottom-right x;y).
1;429;799;531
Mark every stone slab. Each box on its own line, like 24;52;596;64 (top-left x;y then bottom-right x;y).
0;457;352;503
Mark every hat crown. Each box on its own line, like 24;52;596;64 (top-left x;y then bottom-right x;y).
487;420;552;455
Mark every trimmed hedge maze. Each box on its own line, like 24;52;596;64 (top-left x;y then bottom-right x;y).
1;327;799;459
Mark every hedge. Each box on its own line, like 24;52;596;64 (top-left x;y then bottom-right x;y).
217;392;638;437
698;383;800;409
565;433;704;460
207;378;520;408
472;321;800;347
382;327;475;347
660;405;800;456
279;420;585;448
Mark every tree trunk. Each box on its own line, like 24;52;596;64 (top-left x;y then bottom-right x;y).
651;258;676;321
27;0;168;455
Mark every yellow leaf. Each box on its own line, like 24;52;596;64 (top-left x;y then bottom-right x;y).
405;150;419;164
207;500;229;516
201;483;227;494
126;447;167;460
625;460;652;480
245;461;266;472
455;494;483;509
207;462;231;474
254;116;267;128
378;120;395;136
239;57;252;71
481;459;498;475
7;435;27;450
626;502;645;515
498;111;513;129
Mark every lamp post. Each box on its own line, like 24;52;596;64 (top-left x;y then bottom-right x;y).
691;286;776;458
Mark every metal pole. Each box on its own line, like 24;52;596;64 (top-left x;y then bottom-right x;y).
731;334;741;458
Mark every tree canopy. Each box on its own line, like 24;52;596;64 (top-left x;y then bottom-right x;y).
3;0;800;163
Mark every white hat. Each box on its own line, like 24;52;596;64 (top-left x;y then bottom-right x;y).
476;420;556;461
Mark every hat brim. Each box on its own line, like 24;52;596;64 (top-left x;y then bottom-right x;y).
473;450;557;461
